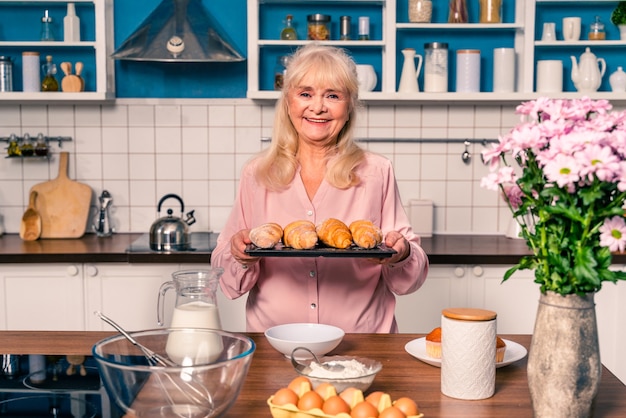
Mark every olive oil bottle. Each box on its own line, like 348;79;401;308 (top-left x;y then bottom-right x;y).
280;14;297;40
41;55;58;92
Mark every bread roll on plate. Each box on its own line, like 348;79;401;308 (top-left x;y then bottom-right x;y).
249;223;283;249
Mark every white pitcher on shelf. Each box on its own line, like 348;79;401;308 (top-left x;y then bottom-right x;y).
570;47;606;93
398;48;423;93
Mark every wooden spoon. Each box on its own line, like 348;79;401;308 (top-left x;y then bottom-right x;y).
75;61;85;91
20;190;42;241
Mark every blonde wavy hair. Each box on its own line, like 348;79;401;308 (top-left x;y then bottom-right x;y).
253;44;365;191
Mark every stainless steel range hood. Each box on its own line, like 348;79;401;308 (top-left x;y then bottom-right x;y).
112;0;245;62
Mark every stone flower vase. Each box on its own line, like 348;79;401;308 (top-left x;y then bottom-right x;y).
527;291;601;418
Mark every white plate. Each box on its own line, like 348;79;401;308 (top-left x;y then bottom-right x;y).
404;337;527;368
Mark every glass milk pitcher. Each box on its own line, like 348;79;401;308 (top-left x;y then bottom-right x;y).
157;268;224;364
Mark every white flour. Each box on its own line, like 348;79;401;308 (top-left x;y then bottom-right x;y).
307;359;370;379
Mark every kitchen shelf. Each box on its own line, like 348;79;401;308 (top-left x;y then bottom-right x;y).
249;0;626;103
0;0;114;103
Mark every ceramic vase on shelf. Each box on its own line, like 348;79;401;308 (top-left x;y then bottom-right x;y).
620;25;626;40
610;66;626;92
527;291;601;418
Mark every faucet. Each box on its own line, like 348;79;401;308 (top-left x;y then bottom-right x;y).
93;190;113;237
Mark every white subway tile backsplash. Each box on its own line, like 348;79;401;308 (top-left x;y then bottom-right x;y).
155;105;182;127
0;99;522;235
101;104;127;127
128;105;155;126
209;105;235;127
181;105;208;127
155;127;182;154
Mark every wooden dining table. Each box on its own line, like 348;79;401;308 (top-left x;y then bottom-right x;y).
1;331;626;417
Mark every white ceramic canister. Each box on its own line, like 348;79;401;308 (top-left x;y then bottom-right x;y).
456;49;480;92
424;42;448;92
609;66;626;92
493;47;516;92
441;307;497;400
22;51;40;92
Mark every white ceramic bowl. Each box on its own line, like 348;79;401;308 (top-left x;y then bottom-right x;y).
264;323;345;358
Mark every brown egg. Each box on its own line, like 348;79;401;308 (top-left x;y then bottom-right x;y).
322;395;351;415
315;382;337;400
379;406;407;418
340;387;364;408
351;400;380;418
365;391;385;408
271;387;299;406
288;376;312;397
297;390;324;411
393;397;419;416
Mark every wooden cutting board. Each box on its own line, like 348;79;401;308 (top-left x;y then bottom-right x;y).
30;152;92;238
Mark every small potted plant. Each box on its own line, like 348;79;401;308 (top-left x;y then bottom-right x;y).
610;0;626;40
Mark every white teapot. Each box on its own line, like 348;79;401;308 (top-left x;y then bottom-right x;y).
570;47;605;92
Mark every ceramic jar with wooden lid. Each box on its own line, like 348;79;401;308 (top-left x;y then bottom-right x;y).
441;307;497;400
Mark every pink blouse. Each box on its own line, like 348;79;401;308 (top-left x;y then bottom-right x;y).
211;152;429;333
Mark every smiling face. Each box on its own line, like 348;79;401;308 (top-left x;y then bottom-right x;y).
286;73;351;148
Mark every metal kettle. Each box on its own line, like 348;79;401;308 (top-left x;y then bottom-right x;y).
149;194;196;251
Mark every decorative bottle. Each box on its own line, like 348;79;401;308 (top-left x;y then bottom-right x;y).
41;55;59;92
280;14;297;40
64;3;81;42
448;0;468;23
40;10;55;41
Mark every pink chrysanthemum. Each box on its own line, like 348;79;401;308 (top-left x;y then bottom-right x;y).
599;216;626;253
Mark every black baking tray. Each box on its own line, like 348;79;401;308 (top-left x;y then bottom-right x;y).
245;243;396;258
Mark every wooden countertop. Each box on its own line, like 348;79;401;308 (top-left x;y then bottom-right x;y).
1;331;625;417
0;233;624;265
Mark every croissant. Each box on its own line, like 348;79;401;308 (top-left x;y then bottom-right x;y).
349;220;383;249
283;220;318;249
249;223;283;249
316;218;353;249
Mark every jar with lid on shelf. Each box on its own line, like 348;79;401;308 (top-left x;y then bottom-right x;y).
479;0;502;24
588;16;606;40
409;0;433;23
448;0;468;23
274;55;290;90
307;14;330;40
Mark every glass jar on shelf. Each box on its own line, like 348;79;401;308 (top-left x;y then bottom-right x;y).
274;55;290;91
448;0;468;23
409;0;433;23
588;16;606;40
479;0;502;24
307;14;330;40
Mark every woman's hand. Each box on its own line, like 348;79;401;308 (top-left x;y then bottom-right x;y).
231;229;261;268
373;231;410;265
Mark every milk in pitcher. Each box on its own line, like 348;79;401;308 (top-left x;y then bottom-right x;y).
165;301;223;365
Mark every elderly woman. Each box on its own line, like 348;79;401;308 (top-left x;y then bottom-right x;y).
211;44;428;333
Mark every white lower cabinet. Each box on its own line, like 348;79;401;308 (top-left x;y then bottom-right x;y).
0;264;86;331
0;263;247;333
395;265;538;334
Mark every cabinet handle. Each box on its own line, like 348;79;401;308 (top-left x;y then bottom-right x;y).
472;266;484;277
86;264;98;277
66;265;79;276
454;267;465;277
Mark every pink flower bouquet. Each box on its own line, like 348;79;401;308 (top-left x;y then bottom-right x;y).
481;97;626;295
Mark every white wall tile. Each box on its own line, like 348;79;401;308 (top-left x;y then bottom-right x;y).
0;100;522;235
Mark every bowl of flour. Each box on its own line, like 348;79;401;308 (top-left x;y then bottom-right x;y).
293;355;382;392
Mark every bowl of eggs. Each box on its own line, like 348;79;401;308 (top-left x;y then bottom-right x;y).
265;323;345;358
293;355;382;393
